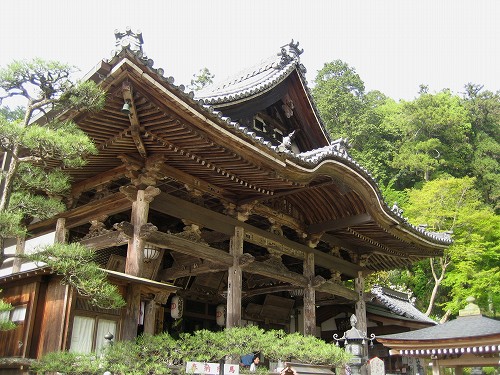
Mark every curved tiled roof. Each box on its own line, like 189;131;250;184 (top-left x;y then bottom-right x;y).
371;286;436;325
378;314;500;341
196;40;306;105
81;30;452;250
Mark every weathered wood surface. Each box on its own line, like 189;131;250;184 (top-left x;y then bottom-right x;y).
303;252;316;336
150;192;362;277
28;192;132;235
227;226;243;327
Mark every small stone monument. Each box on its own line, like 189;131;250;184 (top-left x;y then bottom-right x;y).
367;357;384;375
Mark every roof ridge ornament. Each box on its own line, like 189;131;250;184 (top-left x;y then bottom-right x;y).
276;39;305;71
112;27;144;56
277;130;297;153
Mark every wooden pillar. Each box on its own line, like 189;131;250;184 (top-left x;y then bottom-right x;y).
55;217;67;243
143;291;170;335
12;236;25;273
303;252;316;336
355;270;368;375
431;359;440;375
455;366;464;375
227;226;244;328
354;271;367;335
122;284;142;341
143;299;157;335
121;186;159;340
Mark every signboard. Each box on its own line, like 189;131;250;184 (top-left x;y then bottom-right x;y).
186;362;239;375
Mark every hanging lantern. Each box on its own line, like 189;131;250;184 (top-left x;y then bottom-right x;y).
143;244;160;262
171;295;184;319
216;304;226;326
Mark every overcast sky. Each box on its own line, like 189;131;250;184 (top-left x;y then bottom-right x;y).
1;1;499;101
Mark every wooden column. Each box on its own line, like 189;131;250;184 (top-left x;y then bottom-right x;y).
303;252;316;336
143;299;157;335
226;226;244;328
431;359;440;375
354;270;369;375
354;271;367;335
455;366;463;375
55;217;67;243
143;291;170;335
121;186;159;341
12;236;25;273
122;284;141;341
123;186;160;277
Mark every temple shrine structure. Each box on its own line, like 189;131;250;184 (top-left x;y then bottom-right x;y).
0;28;451;373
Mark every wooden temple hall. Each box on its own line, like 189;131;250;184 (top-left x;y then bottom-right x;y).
0;28;452;363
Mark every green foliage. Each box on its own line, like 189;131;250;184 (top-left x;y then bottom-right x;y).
313;60;366;138
30;351;103;375
259;330;350;366
189;68;215;91
33;326;350;374
103;337;174;375
0;290;15;331
393;91;472;183
462;84;500;211
25;243;125;309
0;59;121;312
403;176;500;316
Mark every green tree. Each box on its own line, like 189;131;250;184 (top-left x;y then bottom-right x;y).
0;58;124;310
32;326;351;374
312;60;366;139
189;67;215;91
392;90;472;183
462;83;500;212
403;176;500;317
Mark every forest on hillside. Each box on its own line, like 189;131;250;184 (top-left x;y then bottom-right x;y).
312;60;500;320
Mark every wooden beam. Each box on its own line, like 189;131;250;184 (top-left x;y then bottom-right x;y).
159;261;226;280
27;192;132;235
70;164;128;198
141;227;234;267
245;261;308;287
238;180;337;205
80;231;129;250
316;280;358;301
308;213;372;234
150;192;361;277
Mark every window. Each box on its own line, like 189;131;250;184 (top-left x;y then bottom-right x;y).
273;129;283;142
70;315;118;354
0;305;27;323
253;117;266;133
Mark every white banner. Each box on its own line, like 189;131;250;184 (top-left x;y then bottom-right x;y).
186;362;239;375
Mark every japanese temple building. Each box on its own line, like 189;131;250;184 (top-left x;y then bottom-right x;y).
377;297;500;374
0;28;451;373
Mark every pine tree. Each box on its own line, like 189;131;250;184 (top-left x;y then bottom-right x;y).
0;59;124;313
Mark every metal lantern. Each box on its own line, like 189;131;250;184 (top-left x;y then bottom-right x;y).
333;315;375;375
143;244;160;262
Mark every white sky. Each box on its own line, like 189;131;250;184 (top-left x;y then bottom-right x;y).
1;0;499;101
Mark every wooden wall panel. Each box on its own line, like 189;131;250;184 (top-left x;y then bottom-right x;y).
0;282;37;357
35;278;70;356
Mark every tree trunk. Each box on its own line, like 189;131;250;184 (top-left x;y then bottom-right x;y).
425;257;448;316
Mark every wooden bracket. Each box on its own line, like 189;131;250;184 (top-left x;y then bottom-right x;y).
122;82;147;158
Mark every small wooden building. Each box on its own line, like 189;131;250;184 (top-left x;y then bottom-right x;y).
0;28;451;373
377;297;500;374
